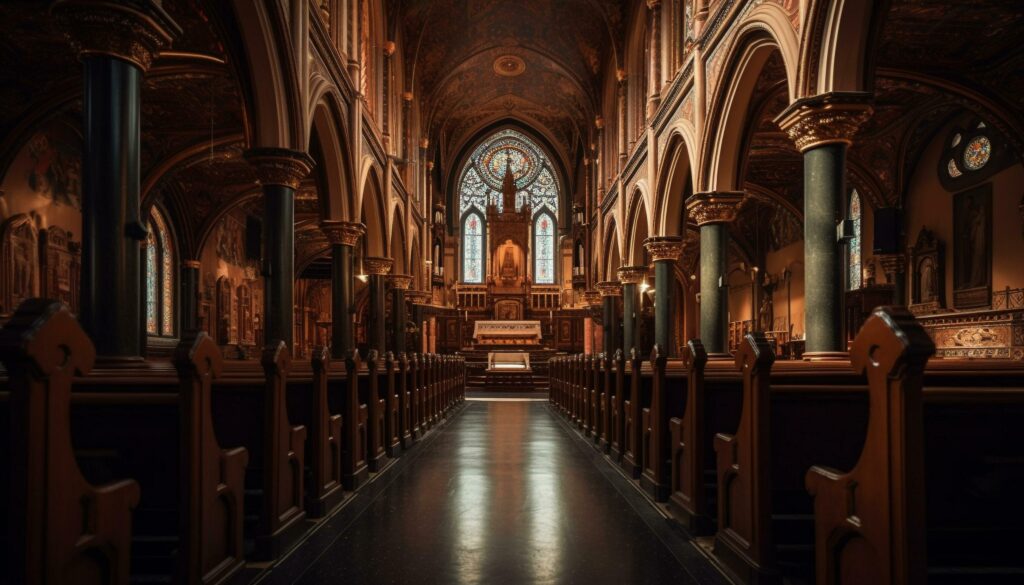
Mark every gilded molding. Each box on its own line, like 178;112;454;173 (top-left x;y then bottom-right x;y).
388;274;413;290
364;256;394;275
617;265;649;285
52;0;182;72
244;148;315;190
181;259;201;270
686;191;744;225
643;236;684;262
774;92;873;153
596;281;623;297
321;220;366;246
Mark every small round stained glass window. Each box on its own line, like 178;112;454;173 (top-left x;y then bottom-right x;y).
950;133;962;148
963;136;991;170
947;159;962;178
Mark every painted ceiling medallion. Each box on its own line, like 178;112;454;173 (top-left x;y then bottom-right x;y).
493;55;526;77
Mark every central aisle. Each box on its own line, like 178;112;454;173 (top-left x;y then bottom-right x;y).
263;400;727;585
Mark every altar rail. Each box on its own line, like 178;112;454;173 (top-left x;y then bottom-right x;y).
0;299;466;585
531;287;560;309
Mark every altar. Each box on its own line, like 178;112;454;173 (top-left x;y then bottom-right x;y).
486;351;531;371
472;320;542;346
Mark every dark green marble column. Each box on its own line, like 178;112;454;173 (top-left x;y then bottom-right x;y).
805;143;847;353
687;192;742;355
53;1;180;357
643;237;684;355
389;274;412;354
700;224;729;353
365;257;393;352
597;282;622;356
322;221;365;359
246;149;314;349
617;266;648;356
777;92;871;357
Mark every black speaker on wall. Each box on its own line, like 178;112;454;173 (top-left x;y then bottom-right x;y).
873;207;902;254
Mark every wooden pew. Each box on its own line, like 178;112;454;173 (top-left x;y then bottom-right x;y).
640;345;688;501
610;350;627;462
211;343;307;561
174;332;249;584
591;352;604;442
621;349;648;478
286;348;344;519
599;352;613;452
381;352;401;458
360;350;386;471
410;353;424;437
336;350;368;490
397;353;413;449
1;300;141;585
669;339;712;535
808;308;1024;585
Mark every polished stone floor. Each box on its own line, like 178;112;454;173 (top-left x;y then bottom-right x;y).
261;401;728;585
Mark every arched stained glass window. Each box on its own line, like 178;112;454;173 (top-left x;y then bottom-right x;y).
535;212;556;284
457;129;560;285
457;129;559;216
847;190;862;291
145;207;175;336
463;212;484;284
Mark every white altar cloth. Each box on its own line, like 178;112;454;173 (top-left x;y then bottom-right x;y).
472;320;542;343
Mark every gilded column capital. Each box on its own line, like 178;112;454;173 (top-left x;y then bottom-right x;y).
582;290;602;307
686;191;745;226
181;259;201;270
774;92;873;153
364;257;394;276
643;236;684;262
388;274;413;290
51;0;182;72
596;281;623;297
244;148;315;190
406;290;431;304
617;265;649;285
321;220;366;246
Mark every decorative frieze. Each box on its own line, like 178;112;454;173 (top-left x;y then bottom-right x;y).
617;265;649;285
643;236;684;262
686;191;744;225
775;92;873;153
321;221;366;247
244;148;315;190
364;257;394;276
52;0;182;72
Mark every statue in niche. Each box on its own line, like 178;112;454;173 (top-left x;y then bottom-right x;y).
501;247;518;280
758;293;773;332
919;258;935;302
909;226;944;312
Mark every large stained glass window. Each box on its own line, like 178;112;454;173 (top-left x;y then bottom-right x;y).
457;129;560;283
534;212;555;284
463;212;484;283
145;207;175;336
847;190;862;291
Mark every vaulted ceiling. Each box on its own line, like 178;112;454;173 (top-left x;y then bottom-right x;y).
401;0;625;168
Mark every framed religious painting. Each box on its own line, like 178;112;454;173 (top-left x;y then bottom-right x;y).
952;184;992;309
